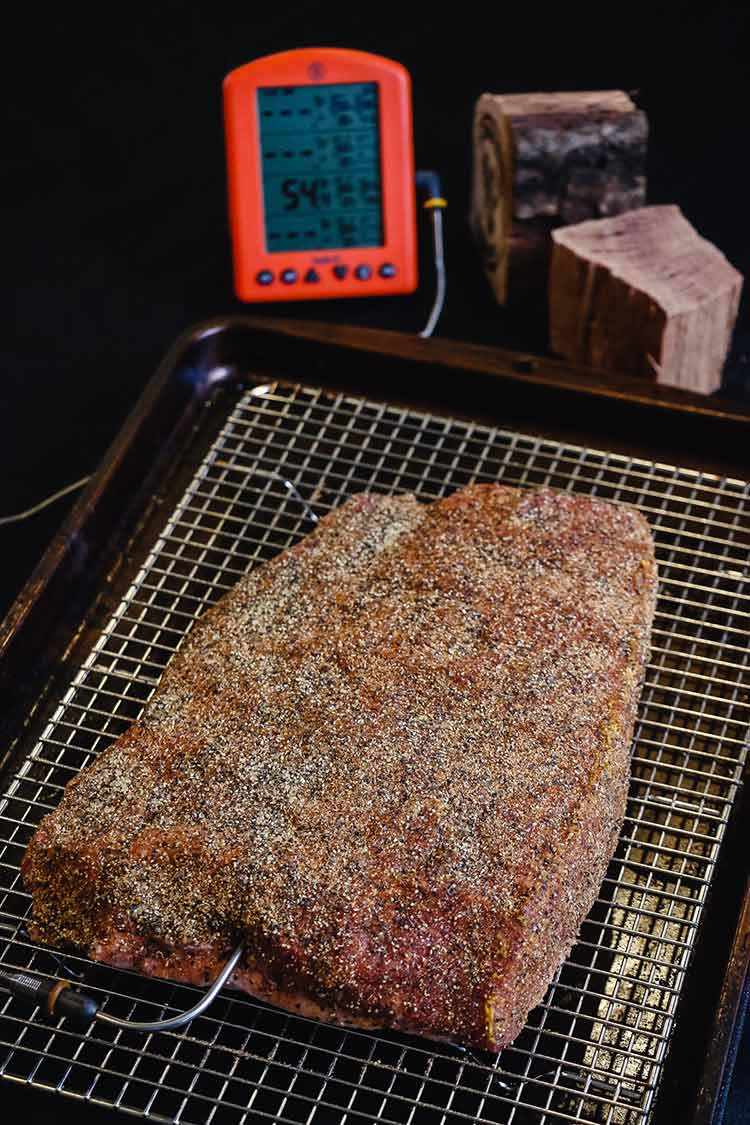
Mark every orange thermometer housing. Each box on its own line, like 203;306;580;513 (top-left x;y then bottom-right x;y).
223;48;417;301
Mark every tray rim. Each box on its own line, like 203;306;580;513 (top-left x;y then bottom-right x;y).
238;313;750;425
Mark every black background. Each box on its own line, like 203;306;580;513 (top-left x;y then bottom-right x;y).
3;4;750;1122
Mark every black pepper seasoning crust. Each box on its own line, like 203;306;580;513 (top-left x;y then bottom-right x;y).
22;485;657;1050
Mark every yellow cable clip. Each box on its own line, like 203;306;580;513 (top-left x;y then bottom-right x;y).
423;197;447;210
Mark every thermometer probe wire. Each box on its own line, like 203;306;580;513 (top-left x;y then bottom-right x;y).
419;201;446;339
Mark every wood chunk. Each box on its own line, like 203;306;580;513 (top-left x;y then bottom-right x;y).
549;205;744;395
470;90;647;305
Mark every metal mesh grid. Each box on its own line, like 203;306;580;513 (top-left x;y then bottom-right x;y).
1;379;748;1125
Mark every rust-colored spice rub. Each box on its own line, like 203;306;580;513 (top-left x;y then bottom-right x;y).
23;485;657;1050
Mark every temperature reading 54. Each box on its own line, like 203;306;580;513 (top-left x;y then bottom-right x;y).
280;179;380;211
281;180;332;210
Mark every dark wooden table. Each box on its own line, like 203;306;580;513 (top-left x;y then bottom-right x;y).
3;6;749;1122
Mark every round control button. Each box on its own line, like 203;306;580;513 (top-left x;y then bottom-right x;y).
256;270;274;286
379;263;397;278
355;264;372;280
333;265;348;279
281;269;298;284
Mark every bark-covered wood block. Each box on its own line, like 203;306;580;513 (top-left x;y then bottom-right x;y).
549;205;743;395
470;90;647;305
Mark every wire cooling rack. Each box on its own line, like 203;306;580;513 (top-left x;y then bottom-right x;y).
1;380;749;1125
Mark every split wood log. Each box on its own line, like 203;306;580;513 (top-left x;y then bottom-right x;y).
470;90;647;304
549;205;743;395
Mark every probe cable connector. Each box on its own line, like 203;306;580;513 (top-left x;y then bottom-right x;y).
0;968;98;1024
0;943;245;1032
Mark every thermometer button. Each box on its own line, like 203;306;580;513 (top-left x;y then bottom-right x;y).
333;265;348;280
281;269;298;285
355;264;373;281
379;263;397;278
256;270;274;286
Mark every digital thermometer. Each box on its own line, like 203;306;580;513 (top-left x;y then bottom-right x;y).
223;48;417;301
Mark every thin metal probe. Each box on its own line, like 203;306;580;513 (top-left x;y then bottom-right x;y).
252;469;319;523
95;943;244;1032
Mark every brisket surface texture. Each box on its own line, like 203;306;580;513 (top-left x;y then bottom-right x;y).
23;484;657;1049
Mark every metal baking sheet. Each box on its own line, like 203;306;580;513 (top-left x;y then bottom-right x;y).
1;376;748;1124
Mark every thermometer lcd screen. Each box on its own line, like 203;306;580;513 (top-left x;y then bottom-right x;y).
257;82;384;252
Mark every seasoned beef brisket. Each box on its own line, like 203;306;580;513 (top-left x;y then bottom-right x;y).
22;484;657;1049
